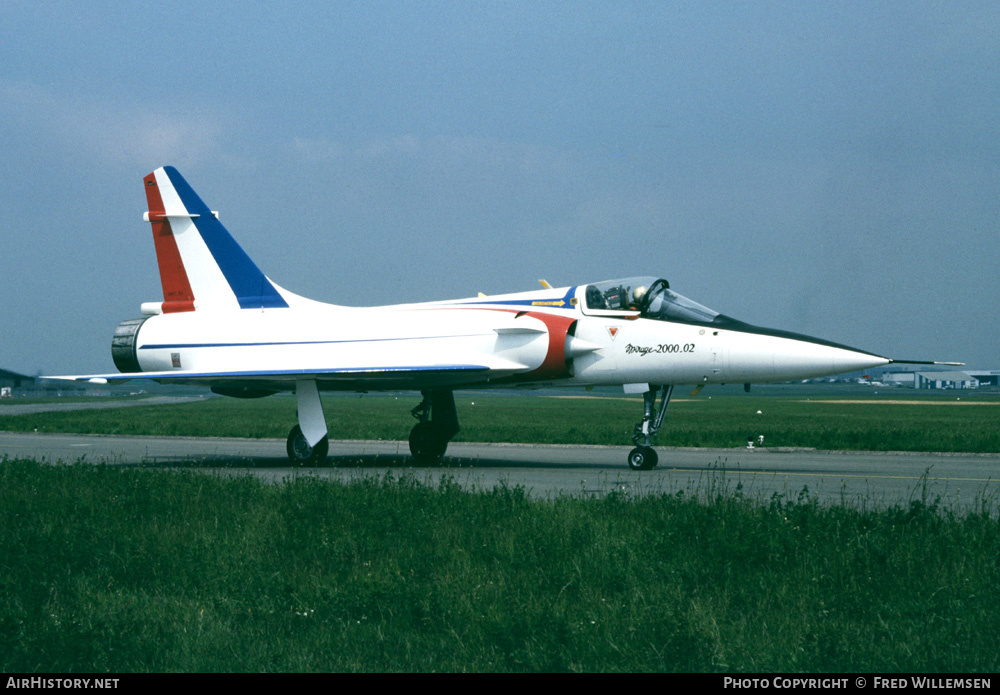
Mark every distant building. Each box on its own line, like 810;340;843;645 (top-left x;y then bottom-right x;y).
882;372;917;387
0;368;35;396
915;371;978;390
965;370;1000;387
878;369;996;389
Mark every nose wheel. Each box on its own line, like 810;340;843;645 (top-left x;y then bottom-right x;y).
628;446;658;471
627;385;673;470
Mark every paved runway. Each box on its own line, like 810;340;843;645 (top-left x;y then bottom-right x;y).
3;431;998;512
0;395;209;416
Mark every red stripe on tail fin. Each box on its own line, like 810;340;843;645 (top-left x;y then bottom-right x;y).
143;172;195;310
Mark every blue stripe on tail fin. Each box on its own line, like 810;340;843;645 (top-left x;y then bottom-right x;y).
163;166;288;309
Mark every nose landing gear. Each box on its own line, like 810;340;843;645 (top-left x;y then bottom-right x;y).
628;385;673;471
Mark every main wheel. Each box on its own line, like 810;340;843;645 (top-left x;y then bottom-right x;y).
627;446;658;471
409;421;448;464
286;425;329;466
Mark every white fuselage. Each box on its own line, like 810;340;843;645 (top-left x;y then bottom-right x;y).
128;283;889;390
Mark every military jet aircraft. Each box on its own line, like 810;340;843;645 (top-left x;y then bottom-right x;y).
51;167;958;469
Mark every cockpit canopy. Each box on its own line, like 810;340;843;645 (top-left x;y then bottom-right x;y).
583;277;720;324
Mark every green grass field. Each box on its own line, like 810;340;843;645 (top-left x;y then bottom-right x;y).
2;459;997;672
4;391;998;672
3;391;999;452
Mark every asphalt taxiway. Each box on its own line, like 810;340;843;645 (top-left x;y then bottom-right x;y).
2;431;997;512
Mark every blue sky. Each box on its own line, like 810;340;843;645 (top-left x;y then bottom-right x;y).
2;1;997;374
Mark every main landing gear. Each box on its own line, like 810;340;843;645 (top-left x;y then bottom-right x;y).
286;380;330;466
282;383;461;467
287;424;329;466
409;390;460;465
628;385;674;471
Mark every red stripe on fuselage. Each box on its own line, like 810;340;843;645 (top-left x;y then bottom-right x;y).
144;173;195;310
520;311;576;380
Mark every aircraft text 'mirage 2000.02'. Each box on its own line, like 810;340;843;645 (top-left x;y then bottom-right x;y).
49;167;960;469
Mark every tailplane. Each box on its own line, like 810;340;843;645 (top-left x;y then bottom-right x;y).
142;166;289;312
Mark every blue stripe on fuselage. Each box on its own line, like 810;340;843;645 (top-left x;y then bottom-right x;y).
137;333;492;350
164;167;288;309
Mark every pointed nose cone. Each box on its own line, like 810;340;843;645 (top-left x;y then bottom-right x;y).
718;318;889;382
769;338;890;380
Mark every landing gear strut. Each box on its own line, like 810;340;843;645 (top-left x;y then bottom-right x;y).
628;385;673;471
286;379;329;466
409;390;460;464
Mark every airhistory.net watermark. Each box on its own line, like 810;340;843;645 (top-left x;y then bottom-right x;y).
6;679;119;690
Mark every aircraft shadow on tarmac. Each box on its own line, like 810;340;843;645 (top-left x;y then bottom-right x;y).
121;453;627;471
115;451;837;477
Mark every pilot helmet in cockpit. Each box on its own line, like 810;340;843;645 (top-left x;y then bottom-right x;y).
632;285;648;307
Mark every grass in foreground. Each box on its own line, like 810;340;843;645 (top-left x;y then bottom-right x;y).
1;459;997;672
2;393;1000;452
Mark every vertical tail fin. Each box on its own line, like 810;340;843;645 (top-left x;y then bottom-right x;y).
142;166;288;312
